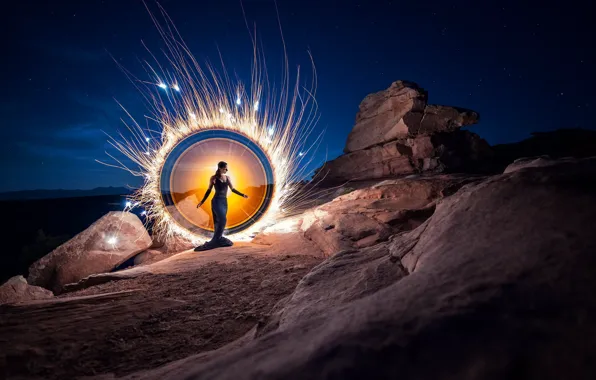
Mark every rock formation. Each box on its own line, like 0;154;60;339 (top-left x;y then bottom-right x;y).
296;175;478;256
317;80;492;184
3;158;596;379
154;157;596;380
27;211;152;293
0;275;53;305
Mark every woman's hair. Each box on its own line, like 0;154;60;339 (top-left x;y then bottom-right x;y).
215;161;228;177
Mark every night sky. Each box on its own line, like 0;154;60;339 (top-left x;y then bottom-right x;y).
3;0;594;192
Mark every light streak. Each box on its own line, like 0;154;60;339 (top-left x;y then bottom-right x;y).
100;5;323;243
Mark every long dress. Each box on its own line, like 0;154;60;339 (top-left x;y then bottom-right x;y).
209;178;232;246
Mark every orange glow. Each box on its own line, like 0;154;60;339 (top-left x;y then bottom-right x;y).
169;138;269;231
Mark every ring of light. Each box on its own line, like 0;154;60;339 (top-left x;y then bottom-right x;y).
160;129;274;237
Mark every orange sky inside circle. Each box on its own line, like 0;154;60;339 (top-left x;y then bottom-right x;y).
169;138;270;231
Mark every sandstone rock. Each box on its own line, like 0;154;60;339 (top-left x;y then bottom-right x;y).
503;155;558;174
161;158;596;380
298;176;473;256
318;130;491;184
0;275;53;305
345;81;427;153
319;80;487;184
318;141;416;183
277;244;406;329
416;105;479;135
28;211;152;293
132;249;164;266
252;217;326;258
430;130;494;172
344;81;479;153
151;233;197;254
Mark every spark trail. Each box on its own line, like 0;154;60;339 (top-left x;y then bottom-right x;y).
99;3;322;244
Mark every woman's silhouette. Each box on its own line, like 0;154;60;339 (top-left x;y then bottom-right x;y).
194;161;248;251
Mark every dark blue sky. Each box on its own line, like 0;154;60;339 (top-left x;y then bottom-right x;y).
3;0;594;192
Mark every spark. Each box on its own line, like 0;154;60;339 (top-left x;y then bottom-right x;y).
125;201;132;208
298;152;304;156
101;7;321;242
107;236;118;245
145;137;150;142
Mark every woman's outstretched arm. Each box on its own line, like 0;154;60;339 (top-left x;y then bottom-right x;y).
197;177;215;207
227;176;249;198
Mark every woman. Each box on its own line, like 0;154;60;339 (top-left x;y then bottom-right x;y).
194;161;249;251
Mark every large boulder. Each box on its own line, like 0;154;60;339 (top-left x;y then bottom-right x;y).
345;81;427;153
318;80;487;184
0;275;53;305
160;157;596;380
344;81;479;153
28;211;152;293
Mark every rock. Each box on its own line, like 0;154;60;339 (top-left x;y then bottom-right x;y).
277;244;406;329
130;234;196;268
417;105;479;135
28;211;152;293
344;81;479;153
298;176;474;256
161;158;596;380
318;141;416;183
0;276;53;305
430;130;494;173
318;130;491;185
503;155;558;174
253;230;325;258
133;249;164;266
345;81;427;153
151;234;197;254
318;80;487;184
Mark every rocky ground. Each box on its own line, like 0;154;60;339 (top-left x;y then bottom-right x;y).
2;80;596;379
0;246;322;379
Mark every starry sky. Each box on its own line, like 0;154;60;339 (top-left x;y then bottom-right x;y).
3;0;594;192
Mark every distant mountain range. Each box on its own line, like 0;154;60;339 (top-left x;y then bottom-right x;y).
0;186;133;201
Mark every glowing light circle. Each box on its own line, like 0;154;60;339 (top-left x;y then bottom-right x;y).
160;129;274;237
